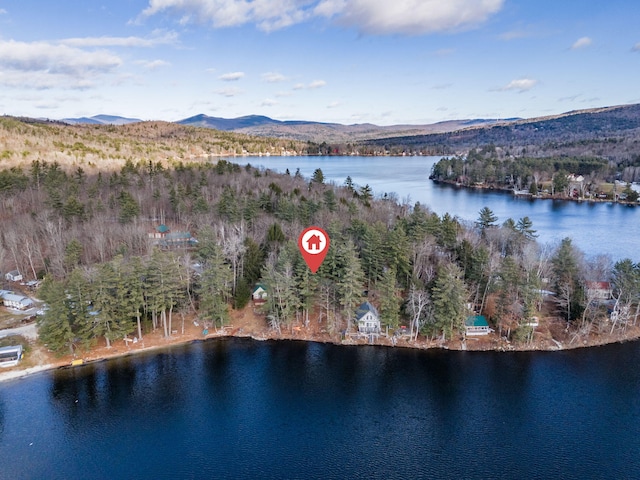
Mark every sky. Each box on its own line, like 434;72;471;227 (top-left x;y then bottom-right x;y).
0;0;639;125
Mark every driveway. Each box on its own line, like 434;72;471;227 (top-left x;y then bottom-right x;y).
0;322;38;340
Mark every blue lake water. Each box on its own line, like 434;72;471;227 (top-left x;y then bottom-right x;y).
1;337;640;479
249;155;639;261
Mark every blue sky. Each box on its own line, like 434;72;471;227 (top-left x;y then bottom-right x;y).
1;0;639;125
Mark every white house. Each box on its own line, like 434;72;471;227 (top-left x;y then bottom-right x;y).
0;345;23;367
5;270;22;282
355;301;381;334
585;281;613;301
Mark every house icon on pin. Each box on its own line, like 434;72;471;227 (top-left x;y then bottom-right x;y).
307;234;322;251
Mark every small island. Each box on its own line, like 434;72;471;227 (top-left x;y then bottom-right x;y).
2;118;640;383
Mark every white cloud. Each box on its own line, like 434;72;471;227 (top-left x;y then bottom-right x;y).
571;37;592;50
0;40;121;89
0;8;7;14
135;59;171;69
60;31;178;48
218;71;245;81
261;98;278;106
275;90;292;97
262;71;287;82
327;101;341;109
318;0;504;35
216;87;243;97
291;80;326;90
632;43;640;52
308;79;326;89
499;78;538;92
141;0;504;35
142;0;312;32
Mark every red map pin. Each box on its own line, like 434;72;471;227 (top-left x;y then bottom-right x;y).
298;226;330;274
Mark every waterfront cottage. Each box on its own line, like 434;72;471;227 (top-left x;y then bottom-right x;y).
465;315;492;336
252;284;268;305
585;281;612;301
356;301;381;334
0;345;23;367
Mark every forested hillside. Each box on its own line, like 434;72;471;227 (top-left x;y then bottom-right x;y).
0;116;306;172
364;104;640;161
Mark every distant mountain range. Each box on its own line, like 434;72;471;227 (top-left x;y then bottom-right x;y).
55;104;640;157
62;114;142;126
175;113;517;143
59;112;517;142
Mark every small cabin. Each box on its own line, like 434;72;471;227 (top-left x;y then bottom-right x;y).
585;281;612;301
148;224;170;239
0;345;23;367
356;301;381;334
5;270;23;282
465;315;492;336
252;284;268;305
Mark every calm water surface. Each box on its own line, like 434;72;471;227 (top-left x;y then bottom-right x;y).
249;155;639;260
1;338;640;479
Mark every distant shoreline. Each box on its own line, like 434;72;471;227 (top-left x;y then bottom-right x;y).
431;178;639;206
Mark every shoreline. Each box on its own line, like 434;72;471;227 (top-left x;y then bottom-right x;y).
3;320;640;385
431;179;639;206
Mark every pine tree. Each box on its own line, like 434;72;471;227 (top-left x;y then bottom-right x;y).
379;266;401;329
124;256;146;340
336;240;365;331
65;267;95;350
146;250;182;337
431;263;468;341
37;276;75;356
516;216;538;240
197;243;232;328
551;238;584;323
295;256;319;326
476;206;498;233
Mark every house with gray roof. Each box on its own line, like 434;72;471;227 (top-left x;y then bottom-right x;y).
356;301;381;334
1;292;34;310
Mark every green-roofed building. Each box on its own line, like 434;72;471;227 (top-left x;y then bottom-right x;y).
465;315;492;336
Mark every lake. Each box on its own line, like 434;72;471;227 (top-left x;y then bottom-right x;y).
1;337;639;479
248;155;639;261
